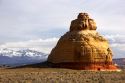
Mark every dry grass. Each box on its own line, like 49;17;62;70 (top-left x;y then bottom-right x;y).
0;68;125;83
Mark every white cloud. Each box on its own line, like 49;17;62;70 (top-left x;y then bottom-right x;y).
0;0;125;42
104;34;125;58
105;34;125;44
0;37;59;54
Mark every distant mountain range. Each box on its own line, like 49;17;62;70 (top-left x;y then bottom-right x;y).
113;58;125;68
0;48;125;68
0;48;48;66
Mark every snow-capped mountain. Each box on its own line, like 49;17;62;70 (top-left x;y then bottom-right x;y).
0;48;47;57
0;48;48;66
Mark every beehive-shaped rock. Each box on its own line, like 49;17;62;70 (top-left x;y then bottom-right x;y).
48;13;119;70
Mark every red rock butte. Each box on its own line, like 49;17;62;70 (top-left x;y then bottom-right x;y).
48;13;119;71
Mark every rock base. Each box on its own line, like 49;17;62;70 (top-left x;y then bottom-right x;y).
51;62;119;71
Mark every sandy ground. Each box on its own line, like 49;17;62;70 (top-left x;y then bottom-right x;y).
0;68;125;83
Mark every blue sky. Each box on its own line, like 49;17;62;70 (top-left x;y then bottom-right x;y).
0;0;125;58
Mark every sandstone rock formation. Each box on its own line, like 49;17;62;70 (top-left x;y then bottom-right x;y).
70;13;97;31
48;13;119;71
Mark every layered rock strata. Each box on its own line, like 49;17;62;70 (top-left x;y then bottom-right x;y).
48;13;119;71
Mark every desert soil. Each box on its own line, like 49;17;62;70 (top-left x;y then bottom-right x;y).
0;68;125;83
